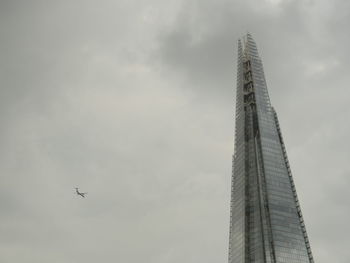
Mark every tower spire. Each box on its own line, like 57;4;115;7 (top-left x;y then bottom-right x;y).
228;34;314;263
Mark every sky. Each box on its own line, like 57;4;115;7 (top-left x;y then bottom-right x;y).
0;0;349;262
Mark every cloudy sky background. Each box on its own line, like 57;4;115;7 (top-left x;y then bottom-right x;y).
1;0;349;262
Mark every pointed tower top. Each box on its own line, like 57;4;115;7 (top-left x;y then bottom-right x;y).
239;33;260;59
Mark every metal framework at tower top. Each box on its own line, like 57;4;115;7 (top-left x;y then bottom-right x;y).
228;34;314;263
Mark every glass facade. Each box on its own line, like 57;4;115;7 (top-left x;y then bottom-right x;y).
228;34;314;263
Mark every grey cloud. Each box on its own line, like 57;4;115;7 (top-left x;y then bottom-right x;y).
1;0;349;262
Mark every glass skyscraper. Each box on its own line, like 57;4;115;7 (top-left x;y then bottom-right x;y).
228;34;314;263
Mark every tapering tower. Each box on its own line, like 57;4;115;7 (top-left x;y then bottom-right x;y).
228;34;314;263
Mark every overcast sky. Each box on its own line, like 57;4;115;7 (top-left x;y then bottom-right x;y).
1;0;349;262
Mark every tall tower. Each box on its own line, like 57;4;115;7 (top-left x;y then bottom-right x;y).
228;34;314;263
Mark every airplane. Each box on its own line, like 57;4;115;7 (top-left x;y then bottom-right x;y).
75;187;87;198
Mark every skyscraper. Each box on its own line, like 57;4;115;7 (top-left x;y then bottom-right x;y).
228;34;314;263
